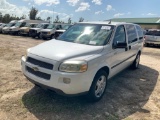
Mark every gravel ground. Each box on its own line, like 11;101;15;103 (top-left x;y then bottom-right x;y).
0;34;160;120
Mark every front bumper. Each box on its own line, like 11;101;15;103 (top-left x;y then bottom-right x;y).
41;34;51;38
2;30;9;34
20;31;29;35
9;31;18;34
21;55;92;95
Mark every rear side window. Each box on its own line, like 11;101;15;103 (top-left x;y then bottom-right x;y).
126;24;138;43
136;25;144;40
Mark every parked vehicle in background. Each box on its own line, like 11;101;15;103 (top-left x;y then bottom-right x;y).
0;24;6;33
144;29;160;46
29;23;49;38
9;19;48;35
19;23;38;36
54;24;73;39
2;20;17;34
40;23;63;40
0;23;4;26
21;21;144;102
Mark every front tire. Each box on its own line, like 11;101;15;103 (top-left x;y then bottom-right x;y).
87;70;108;102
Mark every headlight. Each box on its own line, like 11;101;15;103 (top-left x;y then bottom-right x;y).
24;48;30;59
59;60;88;73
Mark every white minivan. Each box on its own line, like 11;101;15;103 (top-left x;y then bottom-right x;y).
21;21;144;101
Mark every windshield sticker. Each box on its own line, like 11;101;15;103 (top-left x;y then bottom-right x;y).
89;41;97;45
101;26;111;30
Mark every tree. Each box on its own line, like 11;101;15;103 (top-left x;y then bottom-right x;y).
47;17;51;23
79;17;84;22
2;14;10;23
68;18;71;24
0;12;2;22
36;17;42;20
29;7;38;20
54;15;60;23
20;15;26;19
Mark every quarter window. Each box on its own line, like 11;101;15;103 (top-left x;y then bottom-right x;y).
136;25;144;40
126;24;138;43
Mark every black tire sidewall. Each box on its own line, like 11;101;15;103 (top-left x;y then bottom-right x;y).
87;70;108;102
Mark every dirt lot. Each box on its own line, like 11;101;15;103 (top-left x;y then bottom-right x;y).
0;34;160;120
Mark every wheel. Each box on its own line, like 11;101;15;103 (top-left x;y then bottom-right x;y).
50;34;55;39
17;31;21;36
131;53;140;69
87;70;108;102
42;37;47;40
38;33;41;39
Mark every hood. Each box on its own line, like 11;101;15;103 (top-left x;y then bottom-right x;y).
30;28;40;31
29;39;103;61
56;30;66;32
20;27;29;30
10;26;18;29
3;27;9;30
41;29;53;32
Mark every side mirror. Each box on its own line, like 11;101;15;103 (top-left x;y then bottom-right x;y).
114;41;127;48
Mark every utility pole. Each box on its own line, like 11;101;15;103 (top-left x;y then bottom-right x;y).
53;7;54;23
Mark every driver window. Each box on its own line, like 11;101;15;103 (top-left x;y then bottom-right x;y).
113;25;126;44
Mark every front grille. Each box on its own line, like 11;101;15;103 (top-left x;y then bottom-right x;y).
30;29;36;33
55;32;63;38
42;32;47;34
27;57;53;70
26;66;50;80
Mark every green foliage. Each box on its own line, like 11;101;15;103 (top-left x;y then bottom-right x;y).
54;15;60;23
68;17;72;24
29;7;38;20
0;12;21;23
79;17;84;22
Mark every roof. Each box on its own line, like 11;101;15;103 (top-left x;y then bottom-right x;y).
78;21;134;26
108;18;160;24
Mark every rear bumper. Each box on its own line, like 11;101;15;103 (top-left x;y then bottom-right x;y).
145;41;160;45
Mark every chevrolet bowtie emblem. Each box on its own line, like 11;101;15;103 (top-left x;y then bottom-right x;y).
32;67;39;71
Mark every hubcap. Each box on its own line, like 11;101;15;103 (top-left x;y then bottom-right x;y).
95;75;106;98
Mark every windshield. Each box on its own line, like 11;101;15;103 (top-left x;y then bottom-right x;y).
15;22;22;27
24;23;30;27
47;24;55;29
62;25;72;30
36;24;43;28
7;23;15;27
58;24;114;46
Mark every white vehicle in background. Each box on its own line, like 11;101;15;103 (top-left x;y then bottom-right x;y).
2;20;17;34
54;24;73;39
19;23;38;36
144;29;160;46
0;23;6;33
40;23;64;40
21;21;144;102
9;19;48;35
29;23;49;38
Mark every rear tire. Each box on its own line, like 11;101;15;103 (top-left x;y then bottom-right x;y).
131;53;140;69
87;70;108;102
